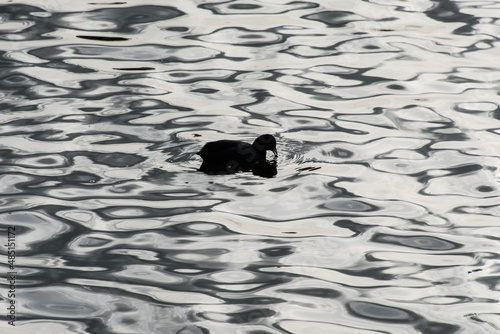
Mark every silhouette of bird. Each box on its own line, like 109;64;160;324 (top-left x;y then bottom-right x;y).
197;134;277;175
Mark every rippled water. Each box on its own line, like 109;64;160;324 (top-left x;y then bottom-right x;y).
1;1;500;333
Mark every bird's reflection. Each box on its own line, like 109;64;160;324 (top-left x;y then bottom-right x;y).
199;159;277;177
252;159;277;178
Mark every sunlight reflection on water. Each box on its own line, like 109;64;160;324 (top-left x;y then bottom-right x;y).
1;0;500;333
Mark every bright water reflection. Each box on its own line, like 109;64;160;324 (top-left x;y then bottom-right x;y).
0;0;500;333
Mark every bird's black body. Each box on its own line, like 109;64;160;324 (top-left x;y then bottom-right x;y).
197;134;277;176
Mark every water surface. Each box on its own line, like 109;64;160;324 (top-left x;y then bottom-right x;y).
1;1;500;333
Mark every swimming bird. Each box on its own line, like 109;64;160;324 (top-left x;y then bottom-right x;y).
197;134;277;175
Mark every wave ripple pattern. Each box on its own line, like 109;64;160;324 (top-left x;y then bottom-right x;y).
0;1;499;333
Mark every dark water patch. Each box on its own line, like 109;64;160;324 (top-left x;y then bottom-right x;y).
416;322;461;334
349;301;461;332
292;86;341;101
336;36;403;54
113;67;156;71
191;88;219;94
128;99;175;111
387;84;406;90
475;275;500;292
280;114;334;131
348;301;418;322
198;1;319;15
79;107;104;112
158;69;244;83
225;296;286;306
303;11;365;27
420;295;473;305
341;265;395;282
334;219;368;236
322;147;354;158
141;167;177;184
199;308;276;324
228;4;262;10
0;210;73;254
281;287;341;299
164;26;189;32
476;185;495;193
58;171;101;185
372;233;461;251
10;153;70;169
186;27;285;47
89;2;127;4
0;4;56;41
0;74;39;89
424;0;475;25
77;35;130;42
0;102;39;112
268;186;294;193
323;199;379;213
412;163;483;184
200;1;318;15
89;152;145;167
0;51;18;68
161;145;198;164
295;166;321;172
335;68;393;86
42;59;96;74
26;129;76;141
129;101;192;114
259;246;295;258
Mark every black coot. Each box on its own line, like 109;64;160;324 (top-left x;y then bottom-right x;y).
197;134;278;176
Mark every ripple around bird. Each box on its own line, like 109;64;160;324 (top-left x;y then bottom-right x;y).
0;1;499;333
